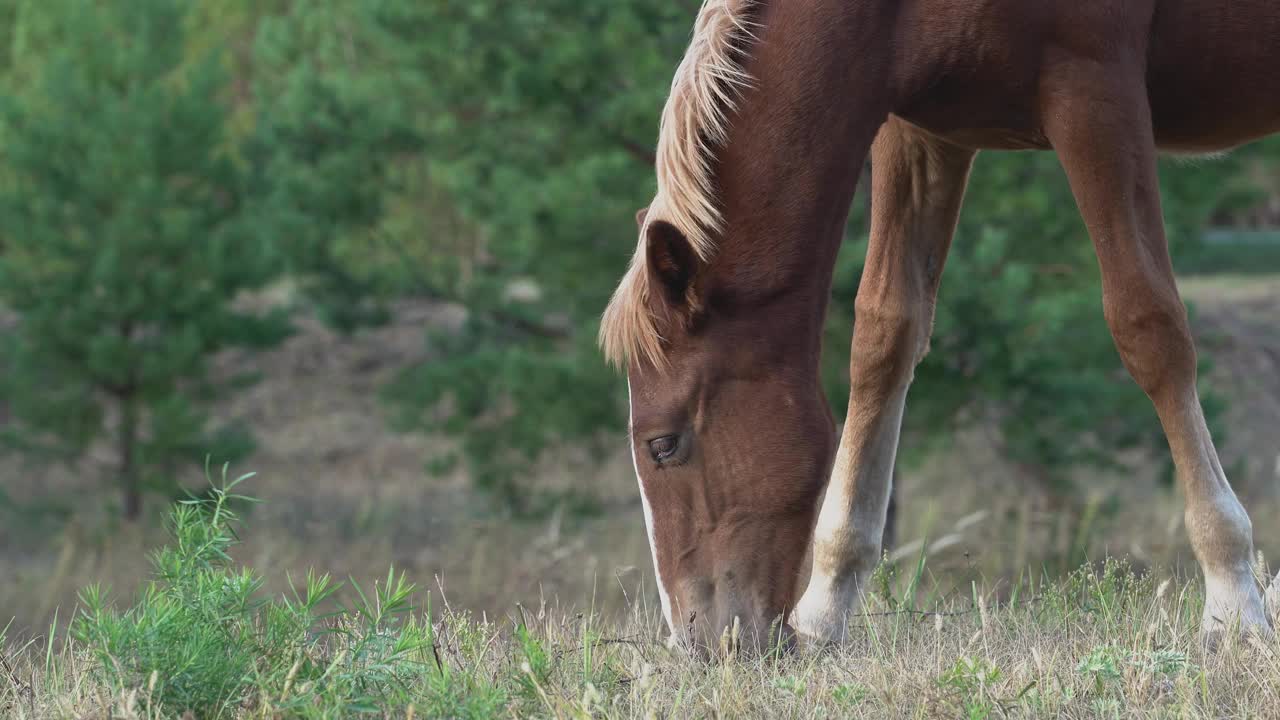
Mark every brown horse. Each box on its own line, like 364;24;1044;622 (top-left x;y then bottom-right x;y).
601;0;1280;655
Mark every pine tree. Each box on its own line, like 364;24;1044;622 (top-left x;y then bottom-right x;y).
0;0;288;519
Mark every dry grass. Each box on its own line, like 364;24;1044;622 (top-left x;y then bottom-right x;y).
5;553;1280;718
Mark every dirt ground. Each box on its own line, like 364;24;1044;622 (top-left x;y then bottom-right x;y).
2;275;1277;641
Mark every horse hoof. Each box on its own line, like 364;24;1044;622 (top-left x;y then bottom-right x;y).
1199;604;1274;652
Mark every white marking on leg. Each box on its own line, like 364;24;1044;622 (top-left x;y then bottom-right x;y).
1171;399;1271;639
795;387;908;643
1203;568;1267;628
1194;499;1267;634
629;379;674;632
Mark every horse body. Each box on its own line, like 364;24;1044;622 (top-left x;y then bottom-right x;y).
889;0;1280;152
1147;0;1280;150
602;0;1280;656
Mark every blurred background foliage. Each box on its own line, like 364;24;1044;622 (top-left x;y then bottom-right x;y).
0;0;1276;525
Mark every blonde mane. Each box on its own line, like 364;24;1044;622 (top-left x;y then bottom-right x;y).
599;0;757;369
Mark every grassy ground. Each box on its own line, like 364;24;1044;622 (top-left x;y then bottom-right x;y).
4;480;1280;719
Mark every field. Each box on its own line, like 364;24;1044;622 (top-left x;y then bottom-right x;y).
2;274;1280;718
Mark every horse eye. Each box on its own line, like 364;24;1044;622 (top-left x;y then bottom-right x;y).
648;435;679;462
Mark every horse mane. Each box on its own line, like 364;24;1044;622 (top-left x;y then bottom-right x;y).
599;0;757;369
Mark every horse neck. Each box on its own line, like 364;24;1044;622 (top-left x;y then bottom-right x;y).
706;1;892;335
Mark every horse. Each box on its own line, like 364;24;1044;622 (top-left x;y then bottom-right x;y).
600;0;1280;656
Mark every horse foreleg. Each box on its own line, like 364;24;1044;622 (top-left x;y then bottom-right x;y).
793;117;975;644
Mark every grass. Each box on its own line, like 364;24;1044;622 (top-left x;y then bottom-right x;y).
4;473;1280;718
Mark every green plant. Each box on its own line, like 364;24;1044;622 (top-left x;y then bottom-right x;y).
832;682;869;706
936;656;1005;719
1143;649;1194;677
70;466;480;718
771;675;807;697
1076;646;1123;694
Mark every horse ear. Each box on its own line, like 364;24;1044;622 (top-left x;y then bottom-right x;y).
644;219;700;307
634;206;649;229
